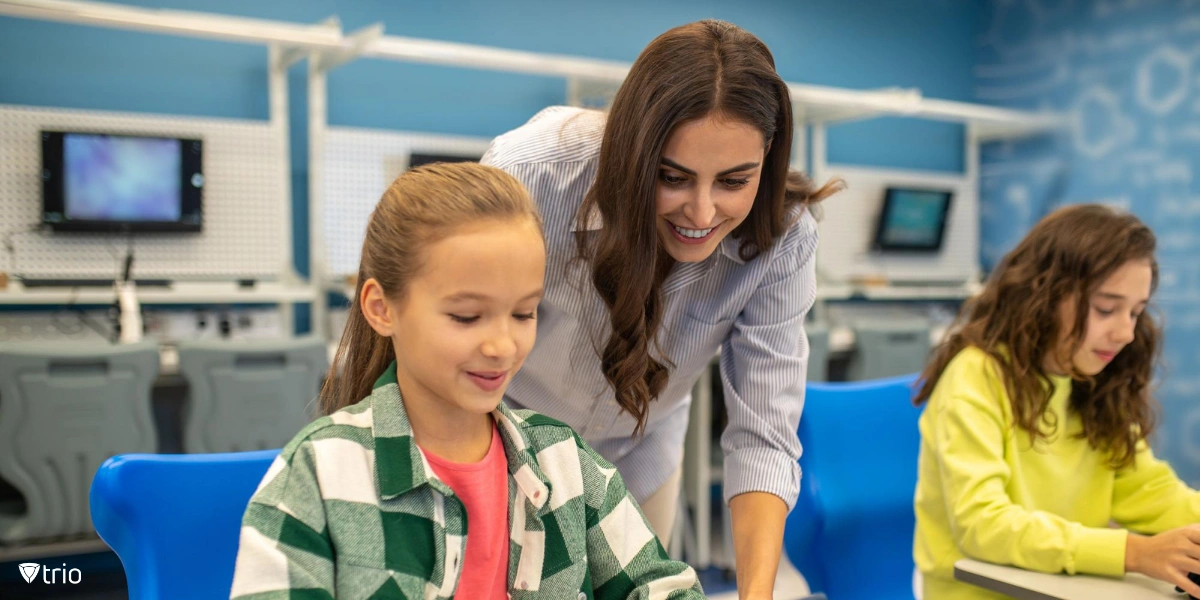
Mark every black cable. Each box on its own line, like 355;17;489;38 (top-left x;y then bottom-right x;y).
3;223;46;273
81;309;115;342
49;286;113;341
123;228;134;282
50;287;84;336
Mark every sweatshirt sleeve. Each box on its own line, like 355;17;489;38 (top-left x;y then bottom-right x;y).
1111;438;1200;533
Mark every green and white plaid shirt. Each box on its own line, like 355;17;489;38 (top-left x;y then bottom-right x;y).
229;363;705;600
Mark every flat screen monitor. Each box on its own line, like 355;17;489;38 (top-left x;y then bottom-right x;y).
872;187;953;253
408;152;480;169
41;131;203;232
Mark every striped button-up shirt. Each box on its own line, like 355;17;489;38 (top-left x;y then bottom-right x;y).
229;362;704;600
482;106;817;507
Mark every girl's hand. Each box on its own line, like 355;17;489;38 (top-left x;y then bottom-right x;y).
1125;525;1200;597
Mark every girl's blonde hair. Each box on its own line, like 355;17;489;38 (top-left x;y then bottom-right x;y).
319;162;541;415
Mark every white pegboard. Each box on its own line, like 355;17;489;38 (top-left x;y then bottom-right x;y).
321;126;493;278
815;164;979;284
0;104;288;280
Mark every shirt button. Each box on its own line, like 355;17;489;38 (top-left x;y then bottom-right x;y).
578;593;587;600
533;491;540;499
520;581;529;589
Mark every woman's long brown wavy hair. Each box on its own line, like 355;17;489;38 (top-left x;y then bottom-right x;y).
914;204;1160;469
577;20;843;435
319;162;541;415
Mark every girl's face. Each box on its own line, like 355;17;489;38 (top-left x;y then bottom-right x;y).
364;218;545;421
1054;258;1153;376
655;114;766;263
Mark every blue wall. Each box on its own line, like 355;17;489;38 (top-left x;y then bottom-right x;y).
0;0;981;298
976;0;1200;484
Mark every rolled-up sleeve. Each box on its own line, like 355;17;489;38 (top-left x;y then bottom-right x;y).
719;214;818;509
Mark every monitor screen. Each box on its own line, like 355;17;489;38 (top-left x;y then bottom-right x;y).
42;131;203;232
872;187;953;252
408;152;480;169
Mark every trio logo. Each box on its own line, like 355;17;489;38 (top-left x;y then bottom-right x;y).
18;562;81;584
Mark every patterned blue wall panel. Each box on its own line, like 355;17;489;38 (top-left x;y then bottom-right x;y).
977;0;1200;483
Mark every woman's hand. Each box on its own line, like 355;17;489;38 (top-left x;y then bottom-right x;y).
1125;525;1200;597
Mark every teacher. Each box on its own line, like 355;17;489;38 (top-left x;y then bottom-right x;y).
482;19;840;598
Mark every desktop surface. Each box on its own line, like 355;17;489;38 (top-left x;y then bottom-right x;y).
954;558;1178;600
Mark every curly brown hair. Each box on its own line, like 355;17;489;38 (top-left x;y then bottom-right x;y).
914;204;1160;470
577;20;842;435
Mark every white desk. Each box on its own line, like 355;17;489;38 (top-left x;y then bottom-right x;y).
156;341;338;377
0;280;318;305
954;558;1181;600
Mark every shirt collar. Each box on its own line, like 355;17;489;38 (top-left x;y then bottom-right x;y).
368;362;552;511
720;235;746;264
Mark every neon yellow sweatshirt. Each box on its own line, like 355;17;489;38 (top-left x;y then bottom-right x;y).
914;347;1200;600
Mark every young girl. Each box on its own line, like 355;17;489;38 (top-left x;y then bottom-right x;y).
913;203;1200;599
228;163;703;599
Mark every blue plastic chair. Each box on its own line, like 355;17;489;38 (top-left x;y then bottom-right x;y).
89;450;280;600
784;374;923;600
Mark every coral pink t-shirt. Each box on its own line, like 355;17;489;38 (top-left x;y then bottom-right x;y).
424;425;510;600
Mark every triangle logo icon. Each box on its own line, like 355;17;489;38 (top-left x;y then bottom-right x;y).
18;562;40;583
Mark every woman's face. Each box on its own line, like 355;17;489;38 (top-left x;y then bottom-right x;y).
655;114;767;263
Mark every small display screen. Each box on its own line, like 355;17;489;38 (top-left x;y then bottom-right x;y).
64;133;183;222
872;188;953;252
42;131;203;232
408;152;481;169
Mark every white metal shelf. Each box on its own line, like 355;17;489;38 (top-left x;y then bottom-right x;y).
363;35;629;81
816;281;982;302
0;0;343;48
789;83;1060;141
347;32;1064;139
0;281;317;305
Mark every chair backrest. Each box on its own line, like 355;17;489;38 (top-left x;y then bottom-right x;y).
178;337;327;453
848;319;931;381
785;374;923;600
90;450;279;600
0;342;159;543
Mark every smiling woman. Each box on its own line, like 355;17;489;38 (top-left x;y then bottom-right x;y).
482;19;843;598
